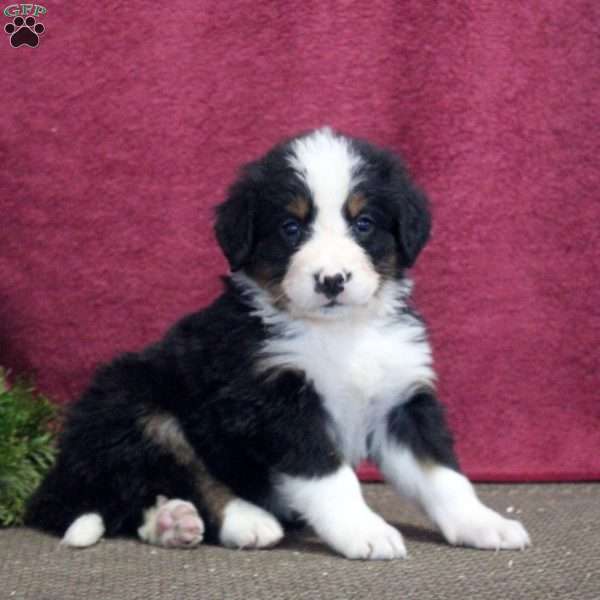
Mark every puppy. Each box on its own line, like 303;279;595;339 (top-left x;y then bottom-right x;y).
25;128;530;558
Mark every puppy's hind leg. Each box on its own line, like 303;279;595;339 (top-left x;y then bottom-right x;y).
218;497;284;550
137;492;284;550
138;496;205;548
140;412;283;550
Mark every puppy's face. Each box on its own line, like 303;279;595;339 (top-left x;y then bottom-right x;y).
215;128;430;319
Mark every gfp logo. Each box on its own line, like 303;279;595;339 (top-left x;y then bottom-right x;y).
4;4;46;47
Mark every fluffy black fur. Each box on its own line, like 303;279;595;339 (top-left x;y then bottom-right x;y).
385;390;459;471
25;285;345;541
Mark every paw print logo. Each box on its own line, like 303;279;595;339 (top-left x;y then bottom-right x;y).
5;16;45;47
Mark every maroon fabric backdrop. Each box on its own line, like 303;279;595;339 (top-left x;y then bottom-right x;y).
1;2;599;481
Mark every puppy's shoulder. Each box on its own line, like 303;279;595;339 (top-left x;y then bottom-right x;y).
164;283;264;349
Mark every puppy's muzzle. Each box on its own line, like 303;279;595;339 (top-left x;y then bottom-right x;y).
314;272;351;300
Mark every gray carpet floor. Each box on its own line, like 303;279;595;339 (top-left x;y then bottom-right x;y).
1;484;599;600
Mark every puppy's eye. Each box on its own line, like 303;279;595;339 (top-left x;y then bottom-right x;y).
353;215;375;236
281;219;302;243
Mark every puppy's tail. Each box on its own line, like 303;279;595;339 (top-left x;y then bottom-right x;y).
24;464;105;547
60;513;105;547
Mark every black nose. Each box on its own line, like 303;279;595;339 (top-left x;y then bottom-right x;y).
315;272;346;299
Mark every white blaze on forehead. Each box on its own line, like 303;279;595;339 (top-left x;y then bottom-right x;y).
288;128;363;231
283;129;378;315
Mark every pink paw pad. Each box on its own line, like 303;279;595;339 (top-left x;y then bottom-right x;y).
155;498;205;548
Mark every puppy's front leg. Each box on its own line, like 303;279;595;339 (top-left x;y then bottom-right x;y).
255;373;405;560
278;464;406;560
373;389;530;550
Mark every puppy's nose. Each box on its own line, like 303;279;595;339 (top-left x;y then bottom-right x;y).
314;272;347;299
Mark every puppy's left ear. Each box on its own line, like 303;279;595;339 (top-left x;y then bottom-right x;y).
214;163;261;271
395;183;431;268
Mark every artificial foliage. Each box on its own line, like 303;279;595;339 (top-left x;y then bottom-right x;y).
0;368;58;526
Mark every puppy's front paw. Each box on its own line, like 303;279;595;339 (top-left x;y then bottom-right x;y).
220;498;284;549
322;511;407;560
438;503;530;550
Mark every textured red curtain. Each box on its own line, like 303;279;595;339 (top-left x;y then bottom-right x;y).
1;2;598;481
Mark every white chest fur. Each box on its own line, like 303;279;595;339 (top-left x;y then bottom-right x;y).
257;305;435;465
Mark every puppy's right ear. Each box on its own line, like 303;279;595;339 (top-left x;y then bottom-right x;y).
215;163;261;271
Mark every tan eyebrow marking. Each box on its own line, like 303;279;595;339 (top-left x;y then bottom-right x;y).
287;196;310;220
346;193;368;218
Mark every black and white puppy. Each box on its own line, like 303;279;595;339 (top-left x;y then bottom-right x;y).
25;128;530;559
